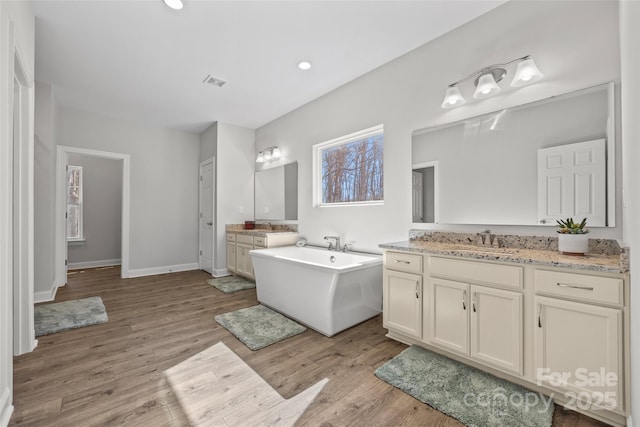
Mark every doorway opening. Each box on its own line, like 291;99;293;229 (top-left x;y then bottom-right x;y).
56;147;131;284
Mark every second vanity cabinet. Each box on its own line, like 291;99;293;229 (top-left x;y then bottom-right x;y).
382;248;629;426
226;231;298;280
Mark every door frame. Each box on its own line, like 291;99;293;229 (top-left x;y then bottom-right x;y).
55;146;131;283
11;36;35;356
198;157;215;274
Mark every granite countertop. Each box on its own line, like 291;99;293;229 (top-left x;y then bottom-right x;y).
379;240;628;274
225;224;298;236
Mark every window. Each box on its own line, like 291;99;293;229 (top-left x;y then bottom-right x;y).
66;165;83;240
313;124;384;206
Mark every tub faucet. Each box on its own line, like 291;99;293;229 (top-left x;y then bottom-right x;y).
324;236;341;251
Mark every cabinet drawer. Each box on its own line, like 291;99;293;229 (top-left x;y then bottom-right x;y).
254;236;267;247
236;234;254;245
385;251;423;274
226;233;236;242
429;256;523;289
534;269;623;306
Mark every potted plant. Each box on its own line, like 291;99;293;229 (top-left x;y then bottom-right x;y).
556;217;589;255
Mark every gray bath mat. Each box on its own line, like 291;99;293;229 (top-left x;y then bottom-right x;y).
375;345;554;427
34;296;108;337
215;305;306;350
207;276;255;293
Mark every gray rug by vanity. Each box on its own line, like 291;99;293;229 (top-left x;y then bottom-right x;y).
375;345;554;427
215;305;306;351
34;296;108;337
206;276;255;293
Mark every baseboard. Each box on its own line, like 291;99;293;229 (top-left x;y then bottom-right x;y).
628;415;633;427
0;387;13;427
128;263;199;278
68;259;121;270
212;268;231;278
34;282;59;303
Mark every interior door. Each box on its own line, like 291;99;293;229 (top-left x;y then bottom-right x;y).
199;160;215;274
537;139;606;226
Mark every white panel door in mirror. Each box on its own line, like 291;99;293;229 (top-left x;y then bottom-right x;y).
537;139;606;226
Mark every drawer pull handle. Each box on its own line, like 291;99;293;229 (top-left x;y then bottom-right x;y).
556;283;594;291
393;259;411;264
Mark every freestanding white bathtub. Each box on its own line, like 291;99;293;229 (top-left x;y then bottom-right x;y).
250;246;383;337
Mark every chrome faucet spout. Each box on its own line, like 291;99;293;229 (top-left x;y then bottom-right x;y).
323;236;341;251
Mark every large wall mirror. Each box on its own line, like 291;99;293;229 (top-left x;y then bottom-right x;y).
255;162;298;221
412;83;615;226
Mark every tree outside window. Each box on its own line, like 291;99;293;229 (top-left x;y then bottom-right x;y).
314;124;384;206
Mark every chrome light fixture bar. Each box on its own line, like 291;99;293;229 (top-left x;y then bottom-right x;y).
256;146;281;163
441;55;543;109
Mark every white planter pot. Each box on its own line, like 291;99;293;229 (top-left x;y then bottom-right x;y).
557;233;589;255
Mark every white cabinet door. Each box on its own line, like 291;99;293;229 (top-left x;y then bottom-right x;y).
383;269;422;338
470;285;523;375
537;139;606;226
226;242;236;272
534;296;623;412
236;244;253;279
428;278;468;356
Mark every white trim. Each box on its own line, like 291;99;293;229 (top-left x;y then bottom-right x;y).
10;19;36;356
627;415;633;427
0;388;13;427
68;259;121;270
34;283;59;304
212;268;231;278
312;124;384;207
128;262;199;278
56;146;131;283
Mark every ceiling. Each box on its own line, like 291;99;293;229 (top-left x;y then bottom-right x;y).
33;0;506;134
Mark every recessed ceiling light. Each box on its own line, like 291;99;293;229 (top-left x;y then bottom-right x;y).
163;0;183;10
297;61;312;71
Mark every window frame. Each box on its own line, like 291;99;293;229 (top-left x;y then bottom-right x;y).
66;165;84;242
312;124;384;207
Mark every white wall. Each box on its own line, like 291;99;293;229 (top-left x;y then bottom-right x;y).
55;106;200;276
67;154;122;268
620;2;640;425
34;81;56;297
255;0;621;252
0;0;34;423
214;122;254;275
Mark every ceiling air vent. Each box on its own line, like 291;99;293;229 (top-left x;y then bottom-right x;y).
203;75;227;87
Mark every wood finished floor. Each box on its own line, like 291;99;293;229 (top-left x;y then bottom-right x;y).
11;267;608;426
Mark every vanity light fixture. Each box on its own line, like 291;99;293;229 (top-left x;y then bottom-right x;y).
256;146;281;163
162;0;184;10
441;55;543;109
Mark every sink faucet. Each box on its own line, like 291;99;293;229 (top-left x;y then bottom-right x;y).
324;236;341;251
477;229;495;246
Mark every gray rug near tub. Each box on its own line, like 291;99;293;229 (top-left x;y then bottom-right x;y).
375;345;554;427
34;296;108;337
206;276;255;293
215;305;306;351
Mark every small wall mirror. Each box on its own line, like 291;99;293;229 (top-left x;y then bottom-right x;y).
412;82;615;226
255;162;298;221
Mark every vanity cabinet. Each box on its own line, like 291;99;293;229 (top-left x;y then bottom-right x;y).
383;251;423;338
427;258;523;375
533;269;624;413
226;231;298;280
